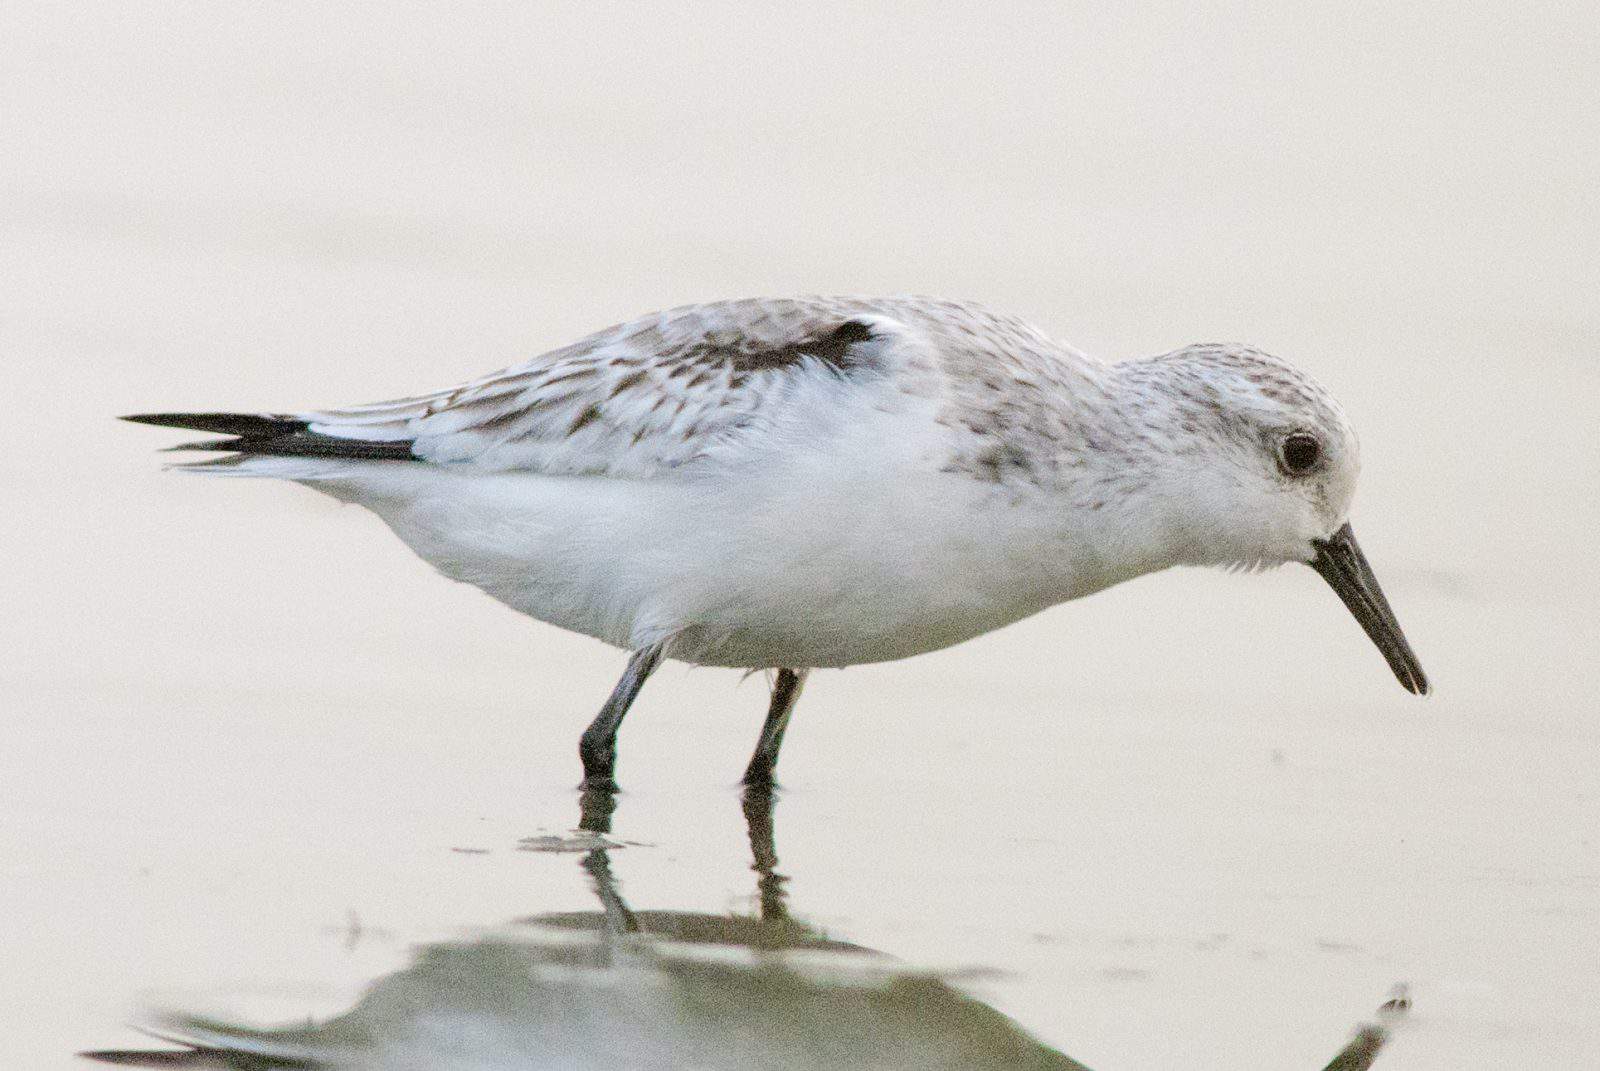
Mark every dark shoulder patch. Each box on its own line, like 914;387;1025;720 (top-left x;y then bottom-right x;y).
723;319;877;373
800;320;875;366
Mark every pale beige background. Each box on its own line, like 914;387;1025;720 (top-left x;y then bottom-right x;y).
2;3;1596;1068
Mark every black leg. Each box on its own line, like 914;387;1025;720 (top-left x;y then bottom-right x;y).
579;643;665;789
742;668;809;787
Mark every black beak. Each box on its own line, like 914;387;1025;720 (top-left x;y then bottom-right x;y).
1308;523;1430;695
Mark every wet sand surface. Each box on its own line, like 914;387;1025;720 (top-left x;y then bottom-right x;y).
3;5;1597;1068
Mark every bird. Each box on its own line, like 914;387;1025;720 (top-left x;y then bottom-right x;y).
125;295;1429;788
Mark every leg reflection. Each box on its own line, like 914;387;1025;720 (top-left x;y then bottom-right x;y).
568;778;816;950
573;779;636;939
577;777;620;835
742;781;789;923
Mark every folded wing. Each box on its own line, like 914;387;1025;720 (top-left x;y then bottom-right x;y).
129;298;910;479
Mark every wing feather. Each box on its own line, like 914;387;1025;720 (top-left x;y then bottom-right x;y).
298;298;915;477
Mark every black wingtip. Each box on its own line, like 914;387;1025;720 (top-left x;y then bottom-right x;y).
121;413;183;427
79;1047;317;1068
121;413;306;437
124;412;418;461
77;1049;205;1067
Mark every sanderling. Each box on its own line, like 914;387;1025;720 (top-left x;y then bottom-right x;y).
127;296;1428;787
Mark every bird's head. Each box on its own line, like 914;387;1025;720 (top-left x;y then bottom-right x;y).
1116;344;1429;694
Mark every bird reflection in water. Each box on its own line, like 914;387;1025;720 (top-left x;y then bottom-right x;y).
84;787;1406;1071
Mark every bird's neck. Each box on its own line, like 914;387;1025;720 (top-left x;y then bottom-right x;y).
1036;357;1244;587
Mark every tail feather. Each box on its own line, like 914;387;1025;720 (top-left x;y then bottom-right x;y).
122;412;417;461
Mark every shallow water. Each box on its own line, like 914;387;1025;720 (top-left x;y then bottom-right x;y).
76;787;1410;1071
3;4;1598;1068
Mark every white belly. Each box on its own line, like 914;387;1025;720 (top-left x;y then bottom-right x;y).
308;440;1101;670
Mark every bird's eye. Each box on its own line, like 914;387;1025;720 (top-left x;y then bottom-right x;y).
1280;433;1321;475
